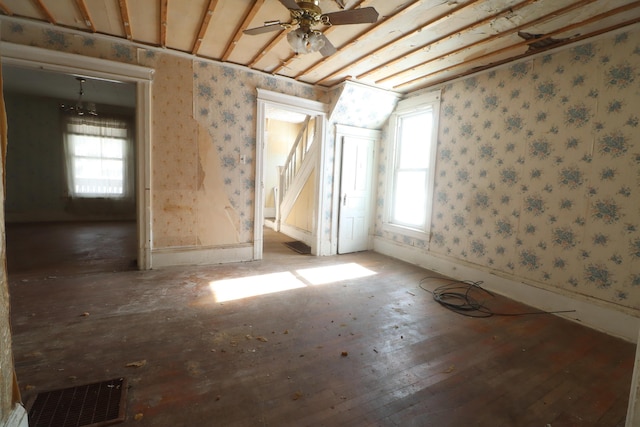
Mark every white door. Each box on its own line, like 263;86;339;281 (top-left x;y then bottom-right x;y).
338;136;375;254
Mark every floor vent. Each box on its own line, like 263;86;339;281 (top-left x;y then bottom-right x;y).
284;240;311;254
27;377;127;427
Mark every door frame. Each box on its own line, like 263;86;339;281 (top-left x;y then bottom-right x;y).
254;89;327;260
0;42;154;269
331;125;380;255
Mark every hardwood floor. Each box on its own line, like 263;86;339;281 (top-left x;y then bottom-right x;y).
6;222;635;426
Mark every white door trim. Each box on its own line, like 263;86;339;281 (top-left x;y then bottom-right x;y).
254;89;327;260
0;41;154;269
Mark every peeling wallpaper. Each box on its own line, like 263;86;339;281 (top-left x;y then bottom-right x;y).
1;20;324;250
190;60;323;245
376;28;640;312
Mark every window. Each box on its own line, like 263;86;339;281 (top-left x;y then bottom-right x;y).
385;91;440;236
63;116;131;198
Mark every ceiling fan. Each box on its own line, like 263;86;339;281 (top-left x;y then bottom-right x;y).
243;0;379;56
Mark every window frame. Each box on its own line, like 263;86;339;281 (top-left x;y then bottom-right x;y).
63;115;132;199
383;90;441;239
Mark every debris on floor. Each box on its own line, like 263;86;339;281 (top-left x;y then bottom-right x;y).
126;360;147;368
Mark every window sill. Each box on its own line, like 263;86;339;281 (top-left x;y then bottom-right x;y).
382;222;429;240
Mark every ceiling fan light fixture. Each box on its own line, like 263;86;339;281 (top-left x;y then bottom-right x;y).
287;28;325;54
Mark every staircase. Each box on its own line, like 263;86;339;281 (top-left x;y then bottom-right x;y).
274;116;319;233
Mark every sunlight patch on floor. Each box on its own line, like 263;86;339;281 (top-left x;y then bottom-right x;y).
295;263;377;285
209;263;377;302
210;272;306;303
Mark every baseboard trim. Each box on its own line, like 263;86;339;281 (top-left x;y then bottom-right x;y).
373;236;640;343
151;245;254;268
1;404;28;427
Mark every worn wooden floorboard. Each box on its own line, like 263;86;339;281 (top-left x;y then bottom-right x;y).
6;222;636;426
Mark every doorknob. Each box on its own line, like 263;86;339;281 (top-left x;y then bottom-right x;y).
342;193;347;206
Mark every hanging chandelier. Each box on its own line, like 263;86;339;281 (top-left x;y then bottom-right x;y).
60;77;98;116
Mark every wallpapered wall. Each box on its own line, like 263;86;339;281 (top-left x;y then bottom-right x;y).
376;27;640;312
0;20;325;250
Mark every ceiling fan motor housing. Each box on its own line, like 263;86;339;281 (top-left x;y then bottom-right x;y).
293;1;323;29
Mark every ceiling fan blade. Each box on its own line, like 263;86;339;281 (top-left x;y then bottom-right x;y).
318;34;337;57
244;22;285;35
322;7;378;25
278;0;301;10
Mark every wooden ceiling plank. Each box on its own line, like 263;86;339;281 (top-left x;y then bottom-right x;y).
118;0;133;40
222;0;266;62
354;0;537;83
32;0;56;24
394;2;640;91
0;2;13;15
74;0;96;32
378;0;597;86
408;16;640;94
192;0;220;55
271;54;296;75
317;0;483;85
160;0;168;47
248;28;291;68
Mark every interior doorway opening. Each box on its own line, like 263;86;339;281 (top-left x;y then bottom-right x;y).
254;89;328;260
2;65;138;277
0;42;153;269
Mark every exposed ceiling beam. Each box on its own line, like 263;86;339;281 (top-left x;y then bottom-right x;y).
248;28;290;68
354;0;537;83
396;2;640;91
316;0;478;85
74;0;96;32
410;16;640;94
160;0;168;47
32;0;56;24
0;2;13;16
222;0;265;62
118;0;133;40
192;0;220;55
378;0;598;87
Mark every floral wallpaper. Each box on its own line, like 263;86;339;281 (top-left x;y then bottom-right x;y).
191;60;323;244
376;27;640;311
328;81;399;129
1;19;325;250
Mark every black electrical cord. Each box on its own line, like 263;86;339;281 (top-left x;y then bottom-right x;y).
418;277;576;318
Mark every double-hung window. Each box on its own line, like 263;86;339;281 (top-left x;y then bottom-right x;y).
385;91;440;237
63;116;130;198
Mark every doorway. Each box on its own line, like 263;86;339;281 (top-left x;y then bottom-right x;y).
334;125;380;255
254;89;328;260
0;42;153;269
2;66;138;276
